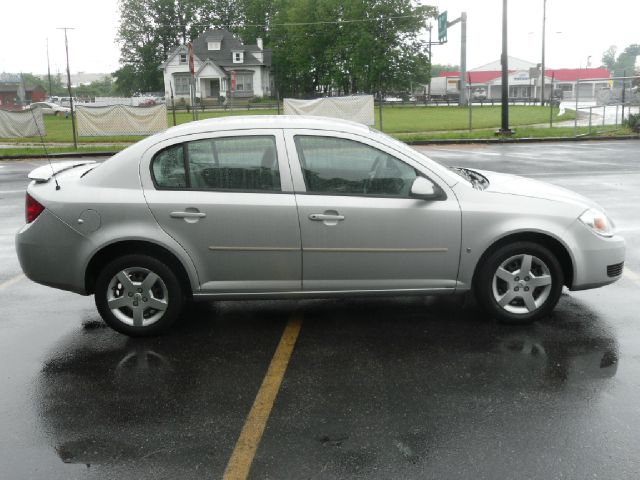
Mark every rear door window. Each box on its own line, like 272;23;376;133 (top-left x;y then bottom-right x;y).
187;136;280;191
151;135;281;192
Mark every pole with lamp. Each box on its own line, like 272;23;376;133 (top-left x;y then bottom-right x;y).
540;0;547;106
498;0;512;134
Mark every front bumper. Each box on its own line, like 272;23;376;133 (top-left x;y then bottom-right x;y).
15;209;90;295
566;222;626;291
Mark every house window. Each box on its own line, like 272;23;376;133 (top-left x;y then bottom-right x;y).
233;51;244;63
208;41;221;50
174;75;190;95
235;73;253;93
179;53;187;64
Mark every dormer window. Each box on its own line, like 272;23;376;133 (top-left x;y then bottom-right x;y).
179;53;187;64
233;51;244;63
208;41;221;50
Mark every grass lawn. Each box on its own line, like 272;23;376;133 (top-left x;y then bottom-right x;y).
1;106;572;145
374;105;574;133
0;145;129;157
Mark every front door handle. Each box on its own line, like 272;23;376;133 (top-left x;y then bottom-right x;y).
170;211;206;219
309;213;345;221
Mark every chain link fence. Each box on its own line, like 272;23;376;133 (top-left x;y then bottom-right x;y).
76;104;168;137
573;75;640;135
0;106;45;138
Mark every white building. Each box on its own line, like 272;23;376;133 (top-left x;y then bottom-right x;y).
433;56;611;101
162;29;272;104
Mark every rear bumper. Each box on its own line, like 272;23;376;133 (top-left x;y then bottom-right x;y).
15;209;90;295
567;223;625;291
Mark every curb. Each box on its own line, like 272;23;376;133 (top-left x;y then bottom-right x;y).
405;134;640;145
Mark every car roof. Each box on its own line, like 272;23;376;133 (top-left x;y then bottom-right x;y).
159;115;371;140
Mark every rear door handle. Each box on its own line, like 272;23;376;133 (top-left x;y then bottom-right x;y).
309;213;345;221
170;211;207;219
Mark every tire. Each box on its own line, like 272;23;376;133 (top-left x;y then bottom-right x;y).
474;241;563;324
94;254;184;336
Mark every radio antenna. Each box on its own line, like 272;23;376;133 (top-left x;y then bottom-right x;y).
29;106;60;191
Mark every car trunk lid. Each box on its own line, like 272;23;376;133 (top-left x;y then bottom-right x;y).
28;160;96;183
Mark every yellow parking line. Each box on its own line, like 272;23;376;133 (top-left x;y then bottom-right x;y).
0;273;25;291
223;315;303;480
624;266;640;285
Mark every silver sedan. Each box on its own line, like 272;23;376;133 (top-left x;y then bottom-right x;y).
15;116;625;336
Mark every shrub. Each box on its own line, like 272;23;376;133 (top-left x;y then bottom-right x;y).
627;113;640;132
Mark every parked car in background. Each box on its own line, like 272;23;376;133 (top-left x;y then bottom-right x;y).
25;102;71;116
16;116;625;337
472;88;487;101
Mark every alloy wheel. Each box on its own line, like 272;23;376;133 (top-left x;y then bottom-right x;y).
491;254;553;315
106;267;169;327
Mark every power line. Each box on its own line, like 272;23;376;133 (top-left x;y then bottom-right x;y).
163;14;428;30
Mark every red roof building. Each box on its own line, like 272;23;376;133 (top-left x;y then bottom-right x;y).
432;61;611;101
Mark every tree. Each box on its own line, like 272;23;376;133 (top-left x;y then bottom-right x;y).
601;44;640;78
270;0;436;97
75;77;117;98
19;73;67;96
601;45;617;71
431;64;459;78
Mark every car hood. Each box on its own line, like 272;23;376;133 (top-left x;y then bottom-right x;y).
473;169;600;211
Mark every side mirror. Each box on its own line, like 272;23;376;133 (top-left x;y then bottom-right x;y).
410;176;445;200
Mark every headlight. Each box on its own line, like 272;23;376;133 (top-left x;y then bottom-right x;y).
579;208;615;237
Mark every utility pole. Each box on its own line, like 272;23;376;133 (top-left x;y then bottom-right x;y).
460;12;467;106
58;27;77;149
540;0;547;106
445;12;467;106
499;0;512;134
427;24;432;102
46;38;52;98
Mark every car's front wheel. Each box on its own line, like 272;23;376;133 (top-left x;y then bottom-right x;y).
475;242;564;324
95;254;184;336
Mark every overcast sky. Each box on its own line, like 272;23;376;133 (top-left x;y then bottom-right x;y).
1;0;638;76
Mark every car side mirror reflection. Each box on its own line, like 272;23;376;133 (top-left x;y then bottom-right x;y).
410;176;445;200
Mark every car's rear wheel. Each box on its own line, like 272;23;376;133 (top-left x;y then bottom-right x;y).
475;242;563;324
95;254;184;336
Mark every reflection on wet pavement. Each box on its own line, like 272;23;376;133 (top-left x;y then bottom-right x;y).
35;295;619;478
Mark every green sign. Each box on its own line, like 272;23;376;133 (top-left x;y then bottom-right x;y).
438;11;448;43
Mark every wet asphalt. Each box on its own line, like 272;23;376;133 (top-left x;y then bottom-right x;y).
1;141;640;479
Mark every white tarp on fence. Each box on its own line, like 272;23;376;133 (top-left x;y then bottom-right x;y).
77;104;167;136
283;95;375;125
0;107;45;138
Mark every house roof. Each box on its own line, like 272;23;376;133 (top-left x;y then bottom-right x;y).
164;29;271;70
440;67;611;83
470;56;537;72
545;68;610;81
439;70;505;83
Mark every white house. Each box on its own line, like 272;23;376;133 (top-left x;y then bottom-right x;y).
162;29;272;103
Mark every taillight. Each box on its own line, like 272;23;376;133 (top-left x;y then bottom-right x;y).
26;193;45;223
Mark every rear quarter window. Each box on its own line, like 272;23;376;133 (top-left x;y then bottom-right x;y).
152;144;186;188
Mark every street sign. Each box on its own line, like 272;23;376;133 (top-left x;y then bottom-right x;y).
438;11;448;42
